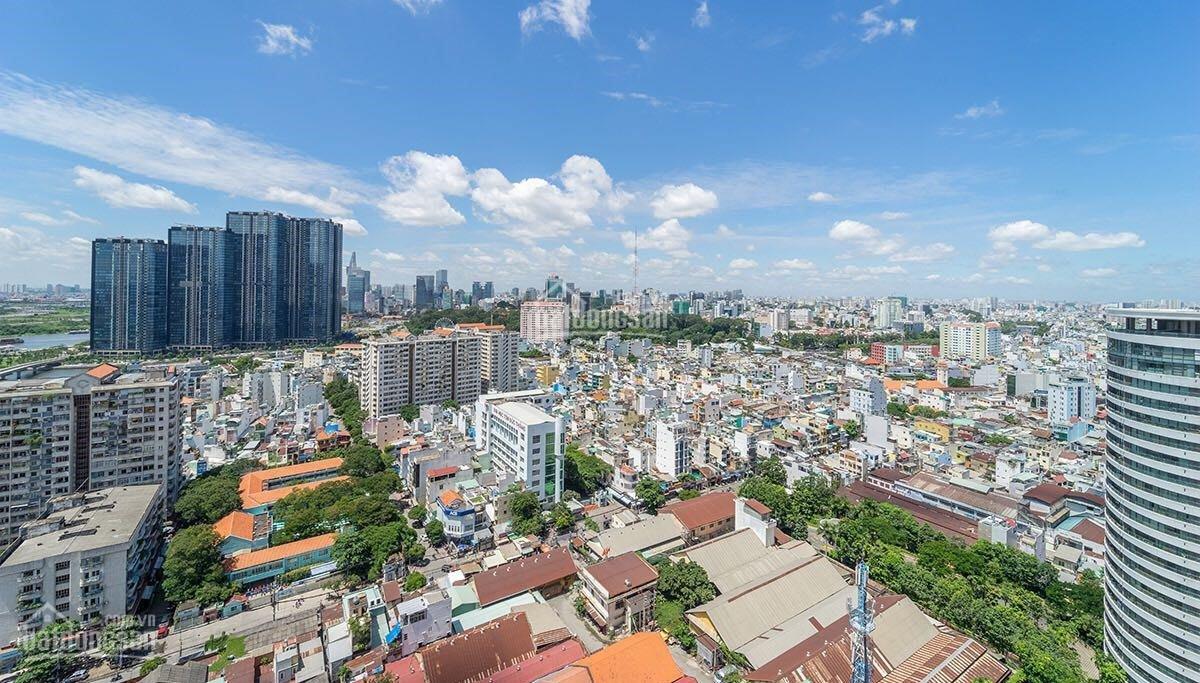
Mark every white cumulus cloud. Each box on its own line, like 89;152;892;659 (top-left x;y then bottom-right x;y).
693;1;711;28
1034;231;1145;251
520;0;591;41
378;151;470;226
256;22;313;57
829;219;880;241
472;155;629;241
956;99;1004;120
650;182;719;219
621;219;693;259
334;217;368;237
73;166;196;213
807;191;836;203
262;187;349;216
774;258;814;270
1080;267;1117;278
728;258;757;270
890;242;956;262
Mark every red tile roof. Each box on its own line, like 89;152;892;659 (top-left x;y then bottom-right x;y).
491;639;587;683
663;491;735;530
571;632;685;683
582;551;658;597
472;547;578;606
225;533;336;571
419;612;536;683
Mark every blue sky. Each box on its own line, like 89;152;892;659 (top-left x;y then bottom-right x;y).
0;1;1196;300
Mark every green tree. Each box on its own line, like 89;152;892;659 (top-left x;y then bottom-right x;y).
399;404;420;422
338;444;389;478
404;571;428;592
332;529;375;579
753;455;787;486
564;443;613;496
738;477;788;521
441;399;460;410
551;502;575;531
984;434;1014;446
403;541;427;564
139;657;165;676
509;490;547;536
17;620;81;683
678;488;700;500
407;504;427;525
843;420;863;440
425;519;445;546
657;560;716;610
635;477;666;513
163;527;231;605
174;476;243;526
886;401;909;418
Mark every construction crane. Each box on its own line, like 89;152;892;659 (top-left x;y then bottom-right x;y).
849;562;876;683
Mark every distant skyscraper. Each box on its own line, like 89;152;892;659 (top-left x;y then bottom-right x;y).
90;238;169;353
1104;308;1200;683
223;211;341;344
545;273;563;300
435;269;448;293
483;281;494;299
168;225;238;349
284;216;342;342
346;251;370;314
226;211;288;345
415;274;435;309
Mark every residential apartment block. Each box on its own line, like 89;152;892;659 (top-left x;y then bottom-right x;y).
938;321;1001;362
519;300;568;344
0;484;164;635
458;323;519;393
360;330;482;419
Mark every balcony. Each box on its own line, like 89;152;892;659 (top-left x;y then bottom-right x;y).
80;571;104;586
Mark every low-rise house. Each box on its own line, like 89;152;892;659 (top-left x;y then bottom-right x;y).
578;551;658;635
224;532;337;585
471;547;578;607
662;491;736;545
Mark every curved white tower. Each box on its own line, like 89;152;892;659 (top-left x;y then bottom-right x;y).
1104;308;1200;683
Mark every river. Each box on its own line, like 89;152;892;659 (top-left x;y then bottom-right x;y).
3;332;90;350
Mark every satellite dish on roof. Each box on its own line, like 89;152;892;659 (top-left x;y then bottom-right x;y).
435;317;454;330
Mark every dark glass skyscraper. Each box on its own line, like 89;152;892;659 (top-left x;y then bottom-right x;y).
90;238;169;353
168;225;238;349
346;251;370;314
226;211;289;345
415;274;434;309
225;211;342;345
284;216;342;342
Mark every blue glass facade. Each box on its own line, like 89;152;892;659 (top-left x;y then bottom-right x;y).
90;238;168;353
168;225;238;349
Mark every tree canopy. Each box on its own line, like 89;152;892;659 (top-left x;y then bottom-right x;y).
564;443;613;496
635;477;666;513
162;526;232;606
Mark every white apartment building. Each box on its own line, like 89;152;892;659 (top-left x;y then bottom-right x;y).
0;383;75;546
872;297;904;330
360;330;482;419
938;321;1001;362
849;376;886;419
655;420;690;479
0;484;163;635
73;369;183;500
519;300;569;344
474;389;556;452
767;309;791;333
1048;374;1096;427
460;324;519;392
480;401;563;502
0;364;182;546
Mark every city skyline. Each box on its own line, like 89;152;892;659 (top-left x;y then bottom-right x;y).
0;3;1196;299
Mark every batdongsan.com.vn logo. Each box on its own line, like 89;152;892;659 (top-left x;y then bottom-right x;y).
567;311;672;338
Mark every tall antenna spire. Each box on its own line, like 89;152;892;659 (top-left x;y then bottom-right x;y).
850;562;875;683
632;226;640;314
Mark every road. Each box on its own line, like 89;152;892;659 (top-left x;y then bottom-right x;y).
158;585;336;662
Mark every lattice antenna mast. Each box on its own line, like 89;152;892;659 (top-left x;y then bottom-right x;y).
632;226;639;314
849;562;876;683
